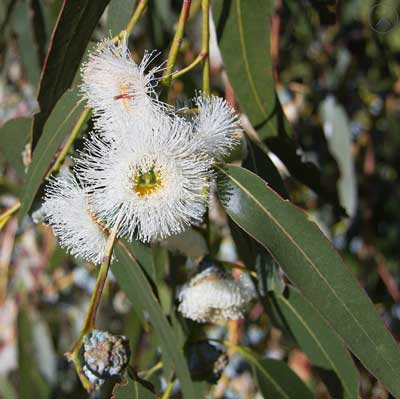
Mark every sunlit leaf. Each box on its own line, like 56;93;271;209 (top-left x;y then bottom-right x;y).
216;164;400;397
19;88;85;223
212;0;282;140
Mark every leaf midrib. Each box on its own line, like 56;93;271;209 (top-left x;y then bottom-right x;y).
20;99;82;220
277;293;355;398
235;0;266;116
217;165;398;377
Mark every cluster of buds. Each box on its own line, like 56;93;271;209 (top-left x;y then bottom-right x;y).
82;330;130;388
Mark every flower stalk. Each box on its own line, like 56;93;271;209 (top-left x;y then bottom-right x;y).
161;0;192;86
116;0;148;41
0;201;21;231
201;0;210;95
66;223;118;391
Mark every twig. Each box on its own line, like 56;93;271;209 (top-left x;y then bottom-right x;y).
161;0;192;86
0;202;21;231
376;253;400;303
66;224;119;391
201;0;210;94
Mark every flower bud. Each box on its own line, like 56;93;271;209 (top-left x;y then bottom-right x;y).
82;330;130;387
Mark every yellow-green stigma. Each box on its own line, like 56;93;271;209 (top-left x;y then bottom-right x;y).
133;168;162;197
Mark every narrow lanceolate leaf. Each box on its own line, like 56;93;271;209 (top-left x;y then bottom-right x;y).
255;359;313;399
320;96;357;219
107;0;135;36
212;0;286;140
113;242;198;399
0;118;30;179
212;1;344;216
17;304;50;399
31;0;110;149
13;0;41;88
225;343;313;399
216;164;400;397
19;89;85;223
273;286;359;399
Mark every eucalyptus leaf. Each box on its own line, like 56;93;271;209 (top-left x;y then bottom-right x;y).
31;0;110;149
19;88;85;223
108;0;135;36
113;242;199;399
112;378;155;399
273;286;359;399
216;164;400;397
17;304;51;399
13;0;41;88
212;0;284;140
225;343;313;399
0;118;30;179
320;96;357;219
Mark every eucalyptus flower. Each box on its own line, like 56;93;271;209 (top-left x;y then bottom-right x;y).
178;266;256;323
42;171;107;265
192;94;241;160
76;114;210;243
80;31;164;126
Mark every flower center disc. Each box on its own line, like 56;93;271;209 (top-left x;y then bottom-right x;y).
133;168;162;197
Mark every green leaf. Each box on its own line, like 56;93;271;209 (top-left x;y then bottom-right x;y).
0;376;17;399
0;118;30;179
256;359;313;399
17;303;50;399
216;164;400;397
13;0;41;88
226;343;313;399
212;0;283;140
108;0;135;36
212;1;344;215
31;0;110;149
19;88;85;223
320;96;357;218
112;378;155;399
113;242;199;399
273;286;359;399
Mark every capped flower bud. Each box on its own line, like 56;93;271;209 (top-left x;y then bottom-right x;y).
82;330;130;388
186;341;228;384
178;266;256;323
